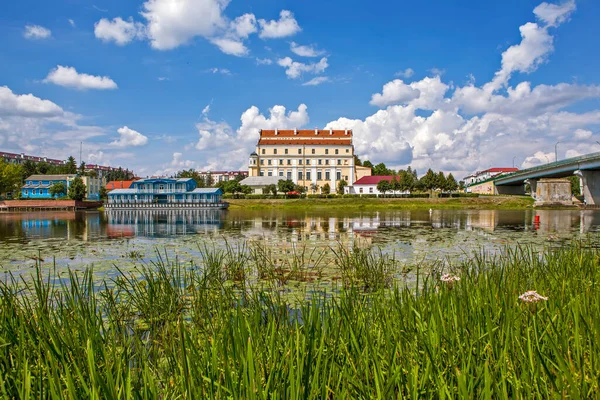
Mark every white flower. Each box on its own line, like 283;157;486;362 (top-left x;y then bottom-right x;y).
519;290;548;303
440;274;460;283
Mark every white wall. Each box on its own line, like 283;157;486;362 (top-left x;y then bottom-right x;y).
346;184;410;195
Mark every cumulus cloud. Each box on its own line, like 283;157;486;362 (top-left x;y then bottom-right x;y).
0;86;64;117
534;0;576;27
290;42;325;57
302;77;329;86
277;57;328;79
255;58;273;65
258;10;301;39
209;37;248;56
230;13;257;39
370;80;420;107
370;76;449;109
94;17;145;45
111;126;148;147
574;129;592;140
206;67;231;75
68;19;76;28
43;66;118;90
522;151;555;168
24;25;51;39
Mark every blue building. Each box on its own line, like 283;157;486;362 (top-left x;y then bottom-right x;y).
106;177;227;209
21;174;103;200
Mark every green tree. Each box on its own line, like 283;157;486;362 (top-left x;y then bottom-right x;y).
373;162;391;176
22;160;38;180
376;179;392;196
278;179;295;193
322;183;331;195
176;169;205;188
420;169;437;191
398;170;415;192
354;155;362;166
99;186;109;200
568;175;581;196
446;173;458;192
293;184;306;194
362;160;374;174
310;183;318;194
436;171;447;191
68;177;87;201
458;180;466;191
264;184;277;196
49;182;67;198
241;185;253;195
78;161;86;175
391;175;402;194
337;180;348;194
0;161;24;196
65;156;77;174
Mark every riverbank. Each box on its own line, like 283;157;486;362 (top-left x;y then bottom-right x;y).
0;243;597;398
0;199;103;212
227;195;535;210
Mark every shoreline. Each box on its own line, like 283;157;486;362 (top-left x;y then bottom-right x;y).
226;196;536;210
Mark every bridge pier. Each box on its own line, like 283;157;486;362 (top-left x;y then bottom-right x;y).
576;170;600;205
495;184;525;195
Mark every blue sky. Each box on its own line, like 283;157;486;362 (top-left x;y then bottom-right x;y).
0;0;599;178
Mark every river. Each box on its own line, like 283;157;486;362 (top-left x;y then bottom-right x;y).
1;208;599;280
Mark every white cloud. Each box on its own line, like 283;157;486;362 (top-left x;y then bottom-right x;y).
43;66;118;90
258;10;301;39
230;13;257;39
237;104;309;144
303;77;329;86
534;0;576;27
522;151;555;168
277;57;328;79
210;37;248;56
429;67;445;76
94;17;145;45
141;0;227;50
290;42;325;57
24;25;51;40
395;68;414;78
255;58;273;65
0;86;64;117
370;76;449;109
370;79;420;107
574;128;592;140
202;105;211;115
111;126;148;147
68;19;76;28
206;67;231;75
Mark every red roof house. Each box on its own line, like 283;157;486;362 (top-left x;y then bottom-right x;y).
105;180;135;191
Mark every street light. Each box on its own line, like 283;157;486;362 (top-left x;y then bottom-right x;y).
554;141;561;162
512;156;517;168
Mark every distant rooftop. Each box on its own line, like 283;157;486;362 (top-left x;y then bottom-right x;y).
353;176;395;185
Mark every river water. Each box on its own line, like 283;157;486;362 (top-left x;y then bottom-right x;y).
1;208;599;280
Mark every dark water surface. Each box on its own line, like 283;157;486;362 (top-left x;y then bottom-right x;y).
1;208;599;278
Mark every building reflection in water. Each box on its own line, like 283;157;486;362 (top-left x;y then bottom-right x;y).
105;209;225;237
0;211;103;242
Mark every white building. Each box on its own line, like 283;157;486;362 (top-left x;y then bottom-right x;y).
239;176;281;194
345;176;410;196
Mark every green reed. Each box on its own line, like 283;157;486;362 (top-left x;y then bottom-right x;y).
0;242;599;398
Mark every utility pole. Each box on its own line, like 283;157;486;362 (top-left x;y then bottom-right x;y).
555;141;561;163
80;142;83;166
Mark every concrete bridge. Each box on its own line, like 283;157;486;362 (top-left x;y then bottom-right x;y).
494;152;600;205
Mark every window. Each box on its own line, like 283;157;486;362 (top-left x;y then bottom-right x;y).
299;159;303;165
285;149;288;154
260;159;264;165
279;159;284;165
369;187;373;193
298;171;303;181
318;159;322;165
359;188;363;194
335;149;339;155
337;159;341;165
262;149;265;154
268;159;272;165
325;171;330;180
287;159;291;165
32;190;37;195
279;171;284;177
325;160;329;165
312;149;315;154
306;171;311;180
325;149;329;154
268;171;272;176
274;149;277;154
317;171;322;180
24;190;28;195
346;149;349;153
260;171;265;176
298;149;302;154
336;171;341;180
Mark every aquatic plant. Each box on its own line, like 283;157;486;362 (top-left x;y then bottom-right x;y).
0;243;598;398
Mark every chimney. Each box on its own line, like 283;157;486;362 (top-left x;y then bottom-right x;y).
315;128;318;135
294;128;298;135
275;128;278;135
344;129;348;135
259;129;262;134
329;129;333;135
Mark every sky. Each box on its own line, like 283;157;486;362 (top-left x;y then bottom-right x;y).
0;0;599;179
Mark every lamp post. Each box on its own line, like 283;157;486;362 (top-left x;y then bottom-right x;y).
512;156;517;168
555;141;561;162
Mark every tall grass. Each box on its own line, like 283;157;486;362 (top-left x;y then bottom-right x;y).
0;243;598;398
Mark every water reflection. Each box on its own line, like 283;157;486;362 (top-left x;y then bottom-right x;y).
105;209;225;237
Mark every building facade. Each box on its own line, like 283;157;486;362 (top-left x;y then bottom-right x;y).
21;174;103;200
106;178;227;209
345;176;411;196
197;170;248;184
464;167;518;188
248;129;357;192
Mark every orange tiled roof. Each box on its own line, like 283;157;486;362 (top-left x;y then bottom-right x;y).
106;180;134;190
260;129;352;138
258;139;353;146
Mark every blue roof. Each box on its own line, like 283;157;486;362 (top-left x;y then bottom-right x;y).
192;188;222;194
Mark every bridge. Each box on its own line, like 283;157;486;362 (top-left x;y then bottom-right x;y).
494;151;600;205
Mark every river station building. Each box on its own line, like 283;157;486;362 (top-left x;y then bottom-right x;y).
248;129;370;192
